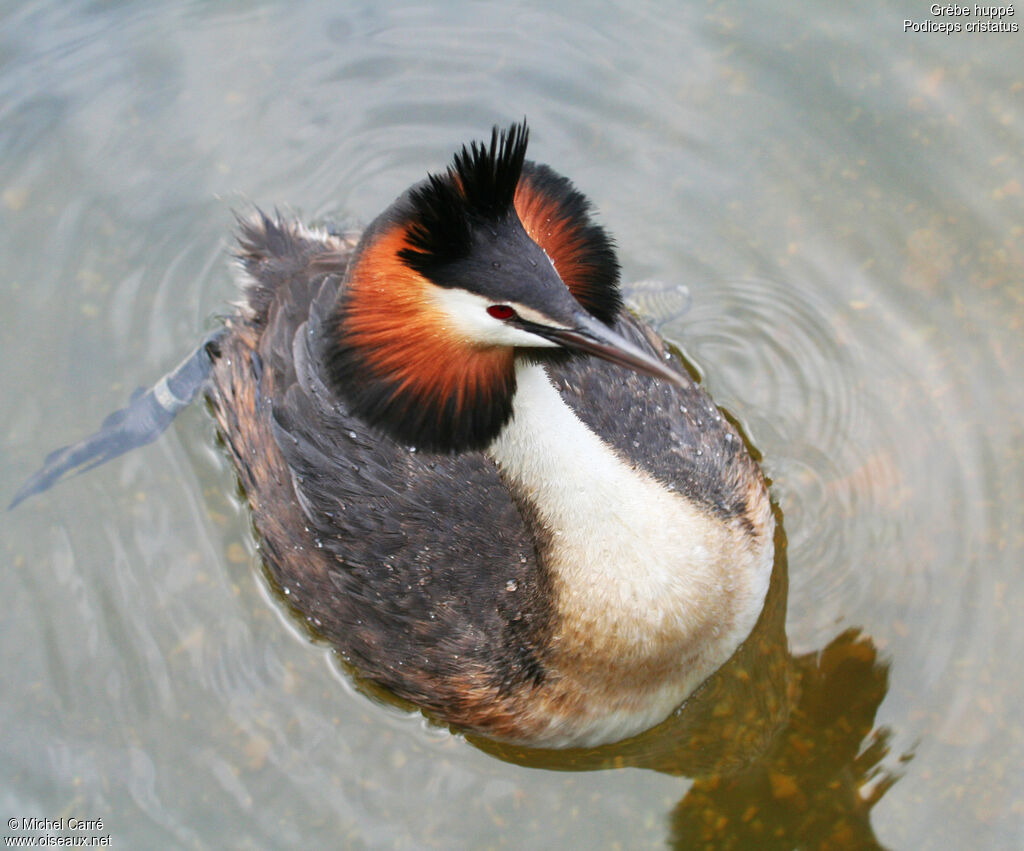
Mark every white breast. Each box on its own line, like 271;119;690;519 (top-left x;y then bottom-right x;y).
486;361;773;746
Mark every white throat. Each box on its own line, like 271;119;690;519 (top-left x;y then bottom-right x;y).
487;361;740;608
485;360;772;746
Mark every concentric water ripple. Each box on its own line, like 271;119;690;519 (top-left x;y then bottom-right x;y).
670;273;994;668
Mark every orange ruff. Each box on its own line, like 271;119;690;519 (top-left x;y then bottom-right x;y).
341;225;515;423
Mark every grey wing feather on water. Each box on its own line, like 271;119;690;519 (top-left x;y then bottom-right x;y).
7;329;225;509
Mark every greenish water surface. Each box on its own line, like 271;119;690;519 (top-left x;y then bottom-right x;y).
2;1;1022;848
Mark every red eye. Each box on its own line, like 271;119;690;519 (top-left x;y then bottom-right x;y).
487;305;516;320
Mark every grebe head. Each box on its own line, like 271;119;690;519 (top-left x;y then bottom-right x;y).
324;121;682;452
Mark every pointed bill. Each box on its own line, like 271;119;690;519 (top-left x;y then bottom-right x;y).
518;310;684;387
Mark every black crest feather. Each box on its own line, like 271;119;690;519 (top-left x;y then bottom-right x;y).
399;122;529;277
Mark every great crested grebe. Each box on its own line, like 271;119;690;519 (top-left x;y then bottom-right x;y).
13;122;774;748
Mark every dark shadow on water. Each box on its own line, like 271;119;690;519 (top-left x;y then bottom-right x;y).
666;629;899;850
474;518;908;850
